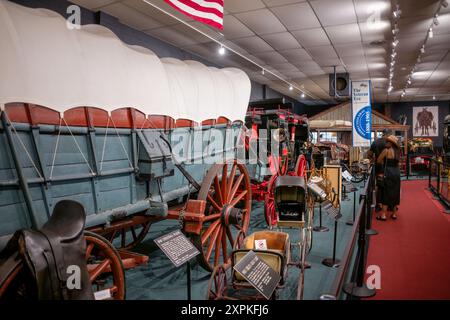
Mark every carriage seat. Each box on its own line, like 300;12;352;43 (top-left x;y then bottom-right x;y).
232;231;290;285
0;200;94;300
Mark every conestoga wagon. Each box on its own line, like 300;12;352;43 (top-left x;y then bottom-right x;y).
0;1;252;299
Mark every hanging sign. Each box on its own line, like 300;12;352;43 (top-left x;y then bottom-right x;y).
352;80;372;147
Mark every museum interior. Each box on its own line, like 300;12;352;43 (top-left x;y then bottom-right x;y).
0;0;450;304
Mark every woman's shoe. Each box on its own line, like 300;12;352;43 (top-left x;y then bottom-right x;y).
376;216;387;221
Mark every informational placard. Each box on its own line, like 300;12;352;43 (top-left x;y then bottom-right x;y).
233;250;281;300
321;200;342;220
154;229;200;267
342;170;353;182
352;80;372;147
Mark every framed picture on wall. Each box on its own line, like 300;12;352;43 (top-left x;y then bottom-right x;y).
413;106;438;137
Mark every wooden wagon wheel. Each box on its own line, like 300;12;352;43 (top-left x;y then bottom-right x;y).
192;161;252;272
206;265;228;300
85;231;125;300
0;232;125;300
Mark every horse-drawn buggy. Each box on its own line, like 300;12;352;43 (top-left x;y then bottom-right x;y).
0;1;253;300
244;100;310;227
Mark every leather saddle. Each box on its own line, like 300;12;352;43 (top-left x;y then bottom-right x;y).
0;200;94;300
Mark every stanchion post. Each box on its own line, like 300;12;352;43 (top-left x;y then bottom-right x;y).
322;209;340;268
365;167;378;236
346;189;357;226
343;193;376;298
187;260;191;300
314;203;329;232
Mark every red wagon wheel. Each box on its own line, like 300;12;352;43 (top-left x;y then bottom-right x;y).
192;161;252;272
0;232;125;300
85;231;126;300
206;265;228;300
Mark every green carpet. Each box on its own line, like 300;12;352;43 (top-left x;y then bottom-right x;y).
124;184;363;300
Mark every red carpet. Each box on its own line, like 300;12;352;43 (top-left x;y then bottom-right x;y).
366;180;450;300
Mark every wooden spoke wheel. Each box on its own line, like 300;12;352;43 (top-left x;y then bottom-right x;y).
101;217;152;250
0;232;125;300
206;265;228;300
85;231;125;300
192;161;252;272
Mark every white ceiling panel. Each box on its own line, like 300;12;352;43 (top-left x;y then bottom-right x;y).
232;36;274;53
100;2;163;30
279;48;312;61
291;28;330;47
270;2;321;30
222;15;255;39
310;0;357;26
260;32;301;50
326;24;362;44
224;0;266;14
307;46;339;60
254;51;289;64
335;42;365;57
235;9;286;35
263;0;307;7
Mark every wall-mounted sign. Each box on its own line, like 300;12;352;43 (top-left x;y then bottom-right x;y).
413;106;438;137
352;80;372;147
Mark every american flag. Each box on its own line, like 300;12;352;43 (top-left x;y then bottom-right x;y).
164;0;224;30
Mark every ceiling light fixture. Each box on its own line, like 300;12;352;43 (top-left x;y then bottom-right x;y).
392;39;399;47
261;69;265;75
218;45;225;55
289;85;293;91
429;28;434;38
388;86;393;92
433;15;439;26
433;95;436;100
420;45;425;54
393;5;402;18
301;93;306;98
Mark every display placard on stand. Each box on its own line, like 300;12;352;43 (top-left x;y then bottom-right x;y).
233;250;281;300
154;229;200;267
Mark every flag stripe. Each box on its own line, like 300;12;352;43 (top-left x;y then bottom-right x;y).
176;0;222;17
165;0;223;30
190;0;223;13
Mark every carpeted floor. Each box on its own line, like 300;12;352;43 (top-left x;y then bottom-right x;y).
366;180;450;300
124;184;364;300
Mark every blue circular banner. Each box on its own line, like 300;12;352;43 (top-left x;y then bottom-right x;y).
354;106;372;139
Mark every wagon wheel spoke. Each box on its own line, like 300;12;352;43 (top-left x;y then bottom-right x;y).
227;163;237;198
221;163;228;201
230;190;248;207
85;243;95;260
214;227;223;266
226;226;234;247
201;220;221;244
120;229;126;248
206;226;222;261
228;174;244;203
130;226;137;242
207;194;222;212
214;176;224;206
89;259;111;283
221;229;228;264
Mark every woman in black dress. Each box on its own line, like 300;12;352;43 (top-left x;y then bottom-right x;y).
376;135;401;220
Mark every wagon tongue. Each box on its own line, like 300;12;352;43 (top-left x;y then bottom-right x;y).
221;205;242;226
